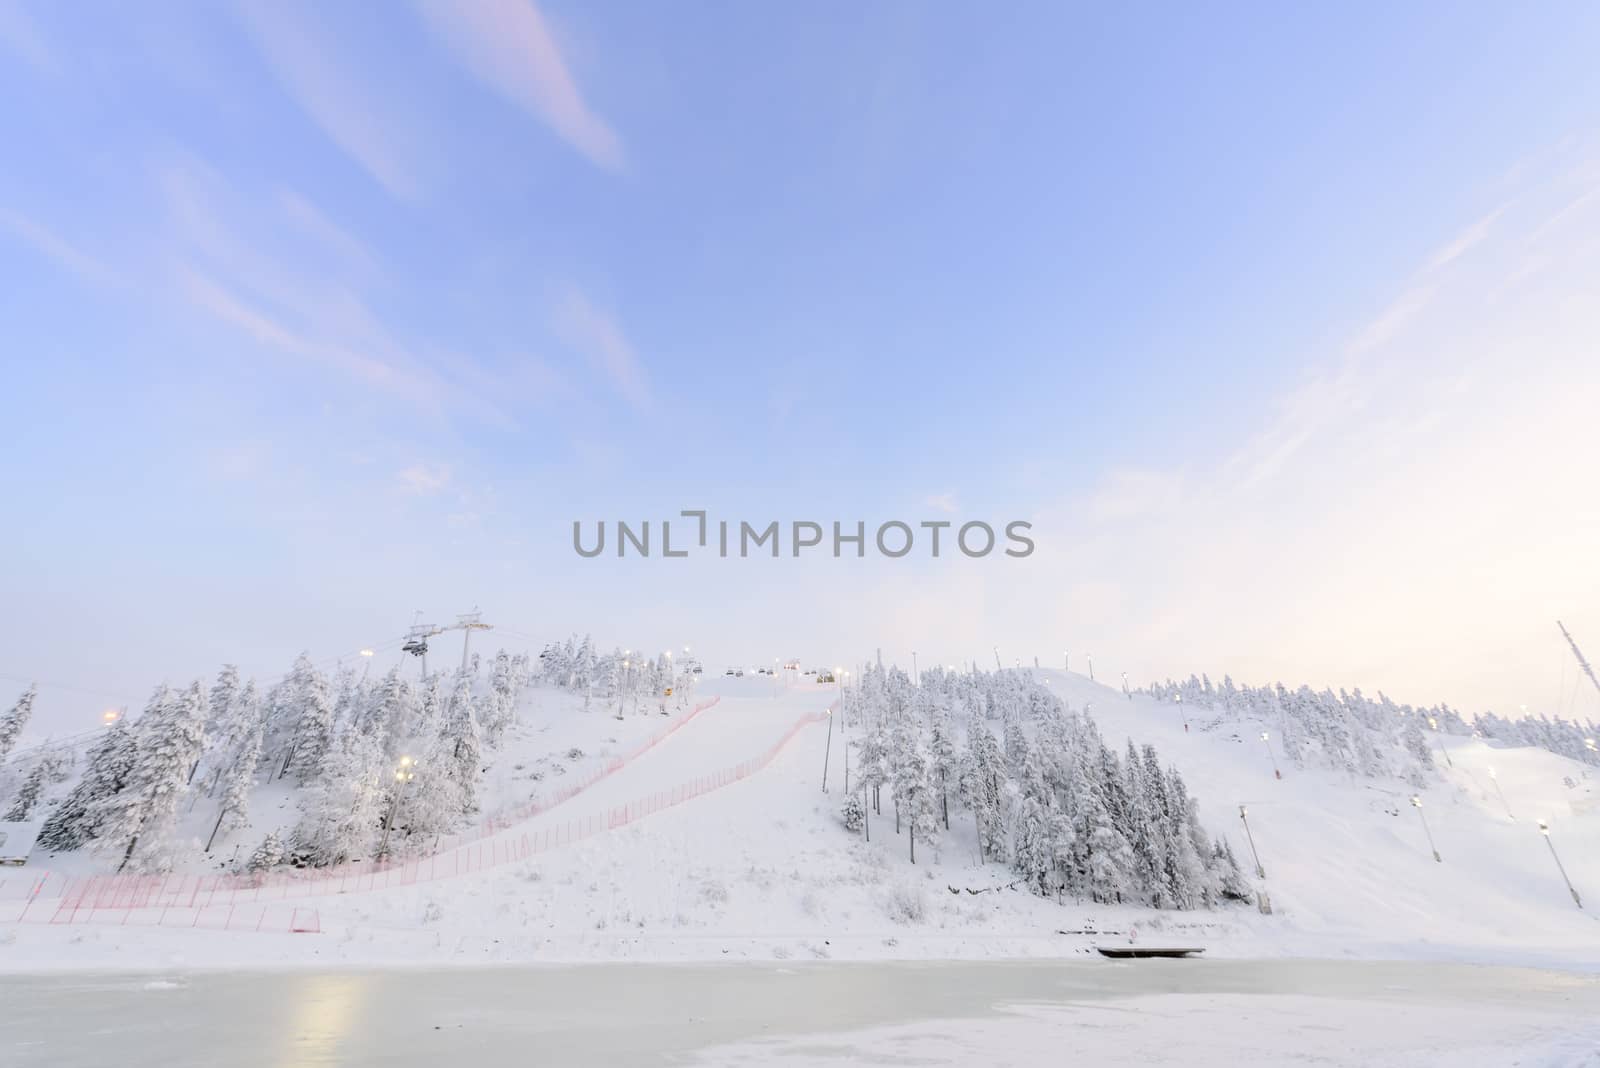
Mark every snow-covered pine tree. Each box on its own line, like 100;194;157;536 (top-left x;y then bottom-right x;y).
1013;794;1055;894
198;664;242;783
958;723;1007;862
444;671;484;814
89;682;206;872
292;724;385;865
246;829;284;873
283;666;334;784
206;715;263;853
0;683;38;763
928;701;958;830
36;721;137;851
3;761;46;821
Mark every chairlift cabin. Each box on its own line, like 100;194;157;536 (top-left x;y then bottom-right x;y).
402;636;429;656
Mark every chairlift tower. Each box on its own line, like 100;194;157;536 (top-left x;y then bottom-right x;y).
454;608;494;672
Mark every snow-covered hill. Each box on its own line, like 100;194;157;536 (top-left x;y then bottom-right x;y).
3;665;1595;972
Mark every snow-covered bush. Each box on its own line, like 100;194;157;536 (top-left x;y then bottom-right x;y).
840;793;865;832
246;830;284;873
885;879;926;925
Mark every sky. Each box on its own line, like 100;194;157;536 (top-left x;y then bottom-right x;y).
2;1;1599;736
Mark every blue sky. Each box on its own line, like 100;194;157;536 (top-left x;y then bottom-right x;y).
4;1;1600;732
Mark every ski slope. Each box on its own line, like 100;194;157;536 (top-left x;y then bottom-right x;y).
2;669;1596;971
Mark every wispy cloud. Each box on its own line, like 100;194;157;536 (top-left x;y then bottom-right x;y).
0;0;55;73
276;188;378;277
0;208;116;286
236;0;422;200
415;0;624;171
398;463;452;494
554;287;650;409
1424;205;1504;272
924;492;960;514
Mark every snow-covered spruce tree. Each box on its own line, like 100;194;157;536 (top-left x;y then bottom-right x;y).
3;761;46;821
1402;714;1435;773
89;682;207;872
357;667;420;761
36;720;137;851
928;700;958;830
445;671;484;814
392;737;465;852
283;664;334;783
412;672;448;747
487;650;516;746
292;722;386;865
840;792;865;832
1013;794;1055;894
958;722;1007;862
197;664;242;784
200;673;259;797
247;829;285;873
206;715;263;853
0;683;38;763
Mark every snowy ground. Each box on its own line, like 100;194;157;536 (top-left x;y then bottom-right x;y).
3;671;1597;974
2;960;1596;1067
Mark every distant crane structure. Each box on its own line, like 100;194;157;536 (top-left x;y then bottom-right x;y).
402;608;494;678
1557;620;1600;701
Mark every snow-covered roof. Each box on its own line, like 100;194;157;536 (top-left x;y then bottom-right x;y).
0;821;43;862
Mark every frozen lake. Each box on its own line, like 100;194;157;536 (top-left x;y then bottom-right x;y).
3;959;1597;1066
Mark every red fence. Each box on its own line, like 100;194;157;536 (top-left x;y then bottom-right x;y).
0;891;319;933
3;696;828;929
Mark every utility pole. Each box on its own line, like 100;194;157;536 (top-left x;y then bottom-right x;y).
1558;621;1600;700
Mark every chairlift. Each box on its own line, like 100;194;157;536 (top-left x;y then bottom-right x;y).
402;636;429;657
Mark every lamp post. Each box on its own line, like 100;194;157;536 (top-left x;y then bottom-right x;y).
1122;672;1130;701
359;648;374;682
821;708;834;793
1064;651;1069;673
1487;766;1515;821
1176;693;1189;732
1538;819;1583;908
102;708;122;727
1087;653;1094;682
378;756;417;861
1238;805;1266;879
1411;796;1441;862
1260;731;1281;779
